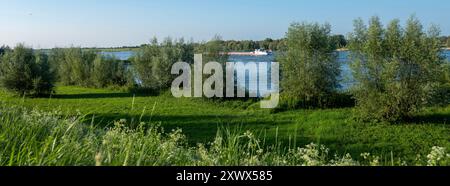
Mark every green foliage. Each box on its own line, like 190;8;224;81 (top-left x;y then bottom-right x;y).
177;38;195;64
0;105;448;166
430;63;450;106
55;47;96;86
348;16;444;122
47;48;66;82
50;48;131;88
133;37;186;91
1;86;449;164
330;34;348;48
0;45;11;56
92;54;132;88
0;44;55;96
447;37;450;48
222;38;286;51
279;22;340;108
195;35;228;63
194;35;234;99
92;54;113;88
33;52;55;95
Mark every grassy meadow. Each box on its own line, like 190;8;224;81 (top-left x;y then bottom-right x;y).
1;86;449;165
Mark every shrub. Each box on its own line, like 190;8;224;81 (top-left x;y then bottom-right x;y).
0;44;55;96
49;48;132;88
48;48;66;82
133;37;185;91
348;16;444;122
61;48;96;86
279;22;340;108
54;47;95;86
92;54;133;88
33;52;55;95
92;54;113;88
429;63;450;106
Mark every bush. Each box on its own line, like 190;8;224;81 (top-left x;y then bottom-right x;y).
57;48;96;86
279;22;340;109
50;48;132;88
0;44;55;96
430;63;450;106
133;37;187;91
348;16;444;122
92;54;133;88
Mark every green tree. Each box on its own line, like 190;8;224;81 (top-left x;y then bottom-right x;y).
133;37;183;91
0;44;55;96
33;51;55;95
91;54;131;88
48;48;66;82
201;35;228;63
447;37;450;47
0;45;11;56
349;16;443;122
330;35;348;48
91;54;112;88
280;22;340;108
178;38;195;64
57;48;96;87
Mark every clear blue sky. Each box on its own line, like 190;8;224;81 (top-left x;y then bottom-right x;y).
1;0;449;48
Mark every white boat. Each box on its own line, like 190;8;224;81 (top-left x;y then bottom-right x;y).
252;49;271;56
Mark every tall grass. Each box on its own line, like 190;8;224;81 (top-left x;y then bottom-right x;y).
0;106;448;166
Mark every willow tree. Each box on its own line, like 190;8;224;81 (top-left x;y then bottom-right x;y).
280;22;339;108
0;44;55;96
91;54;113;88
133;37;183;91
56;48;96;87
349;16;443;122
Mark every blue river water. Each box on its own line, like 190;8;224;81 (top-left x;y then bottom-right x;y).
103;50;450;94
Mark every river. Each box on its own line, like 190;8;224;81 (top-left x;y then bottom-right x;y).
103;50;450;95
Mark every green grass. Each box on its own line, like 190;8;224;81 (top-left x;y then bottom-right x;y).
1;86;449;164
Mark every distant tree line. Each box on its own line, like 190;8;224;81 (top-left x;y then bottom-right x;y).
438;36;450;47
221;38;286;51
0;45;11;56
218;36;347;52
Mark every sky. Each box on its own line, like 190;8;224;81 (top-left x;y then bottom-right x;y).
1;0;449;48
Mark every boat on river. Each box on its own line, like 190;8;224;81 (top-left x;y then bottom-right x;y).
226;49;272;56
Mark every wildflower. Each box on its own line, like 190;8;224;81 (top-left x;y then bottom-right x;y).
95;153;103;166
427;146;449;166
